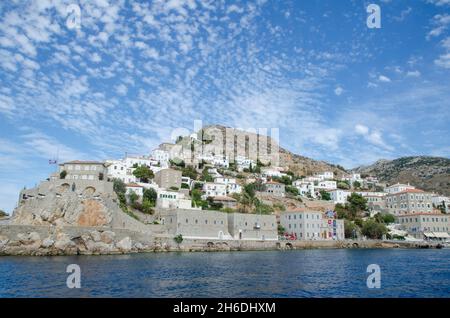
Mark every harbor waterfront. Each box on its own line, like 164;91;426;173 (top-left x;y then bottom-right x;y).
1;249;449;298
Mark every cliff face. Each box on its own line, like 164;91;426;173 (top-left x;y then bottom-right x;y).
11;180;116;227
353;156;450;196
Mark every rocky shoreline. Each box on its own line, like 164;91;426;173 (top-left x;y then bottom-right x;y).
0;224;442;256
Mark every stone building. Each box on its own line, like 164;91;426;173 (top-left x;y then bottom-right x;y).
280;209;345;240
156;209;278;241
227;213;277;240
158;209;231;239
59;160;107;181
262;181;285;197
154;168;182;190
386;189;433;216
397;213;450;240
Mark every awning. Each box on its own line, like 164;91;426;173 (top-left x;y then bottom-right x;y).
423;232;450;238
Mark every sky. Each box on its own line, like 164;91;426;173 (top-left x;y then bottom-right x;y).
0;0;449;213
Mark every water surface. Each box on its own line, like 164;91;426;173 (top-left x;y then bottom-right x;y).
0;249;449;297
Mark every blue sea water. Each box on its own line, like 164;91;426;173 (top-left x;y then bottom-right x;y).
0;249;449;297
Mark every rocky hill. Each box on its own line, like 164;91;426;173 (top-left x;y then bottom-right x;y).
353;156;450;196
173;124;347;177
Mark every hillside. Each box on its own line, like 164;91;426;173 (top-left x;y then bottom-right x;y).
353;156;450;196
172;124;347;177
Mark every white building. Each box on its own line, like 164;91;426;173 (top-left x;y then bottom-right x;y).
293;180;316;198
124;156;155;168
214;177;242;194
151;149;170;168
314;171;334;181
202;182;227;198
261;167;284;178
316;180;337;191
432;195;450;213
280;210;345;240
156;190;199;210
106;159;137;183
234;156;255;171
213;155;229;168
385;183;416;194
106;155;160;183
303;176;322;183
350;173;363;185
126;183;144;197
328;189;352;204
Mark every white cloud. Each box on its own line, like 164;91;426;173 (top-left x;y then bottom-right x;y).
91;52;102;63
355;124;369;135
116;83;128;96
435;53;450;68
334;86;343;96
406;70;421;77
378;75;391;82
354;124;393;151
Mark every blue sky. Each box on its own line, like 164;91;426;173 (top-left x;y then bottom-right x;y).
0;0;449;213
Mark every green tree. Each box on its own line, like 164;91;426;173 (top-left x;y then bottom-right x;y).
141;199;154;214
344;220;358;239
319;190;331;200
128;191;139;205
278;224;286;236
182;166;198;180
286;185;299;196
113;178;126;195
201;167;213;182
143;188;157;205
352;181;361;189
174;234;183;244
361;219;388;239
381;213;395;224
206;197;224;210
337;181;350;190
132;165;154;183
347;193;368;213
60;170;67;179
0;210;7;218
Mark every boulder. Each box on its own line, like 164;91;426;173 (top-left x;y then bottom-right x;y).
89;230;102;242
116;237;132;252
41;237;55;248
100;231;115;244
17;232;41;246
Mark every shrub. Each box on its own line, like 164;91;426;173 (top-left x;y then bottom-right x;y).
286;185;299;196
181;183;190;189
143;188;157;204
60;170;67;179
361;219;388;239
132;165;154;183
319;190;331;200
174;234;183;244
113;178;126;195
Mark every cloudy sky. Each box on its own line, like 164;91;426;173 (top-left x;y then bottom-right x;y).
0;0;449;212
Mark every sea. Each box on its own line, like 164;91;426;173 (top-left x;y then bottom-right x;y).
0;249;449;297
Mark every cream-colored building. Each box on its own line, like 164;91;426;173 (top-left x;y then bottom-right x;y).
280;209;345;240
397;213;450;241
59;161;107;181
154;168;182;190
386;189;433;216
